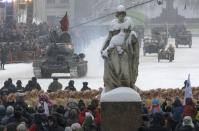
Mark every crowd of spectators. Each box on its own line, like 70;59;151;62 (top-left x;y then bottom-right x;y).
0;77;199;131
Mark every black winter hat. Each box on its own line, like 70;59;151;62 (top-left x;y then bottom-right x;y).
87;105;95;111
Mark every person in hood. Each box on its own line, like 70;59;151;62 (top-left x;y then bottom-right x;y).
66;107;80;127
25;80;33;91
78;100;86;112
16;80;25;93
29;106;48;131
80;82;91;91
176;116;196;131
64;80;76;91
47;115;64;131
1;105;14;125
171;97;183;122
36;94;52;116
182;98;197;119
149;99;164;116
64;96;78;118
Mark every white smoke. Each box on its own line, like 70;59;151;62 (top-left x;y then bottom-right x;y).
83;37;105;77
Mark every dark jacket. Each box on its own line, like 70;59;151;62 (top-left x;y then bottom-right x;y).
65;108;79;127
15;85;25;93
176;125;196;131
148;113;168;131
64;86;76;91
81;86;91;91
172;98;183;122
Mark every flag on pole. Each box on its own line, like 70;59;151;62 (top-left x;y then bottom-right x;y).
60;12;69;32
183;74;192;105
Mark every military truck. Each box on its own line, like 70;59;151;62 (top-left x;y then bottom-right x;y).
168;24;187;38
151;27;168;47
175;31;192;48
33;32;88;78
143;37;165;56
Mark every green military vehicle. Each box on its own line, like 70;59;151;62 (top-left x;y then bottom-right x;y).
175;31;192;48
33;32;88;78
151;27;168;47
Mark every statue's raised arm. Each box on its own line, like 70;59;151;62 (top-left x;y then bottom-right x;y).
101;5;139;92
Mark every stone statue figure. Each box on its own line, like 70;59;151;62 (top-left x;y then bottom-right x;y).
101;5;139;92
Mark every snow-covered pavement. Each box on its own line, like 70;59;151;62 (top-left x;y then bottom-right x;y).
0;37;199;91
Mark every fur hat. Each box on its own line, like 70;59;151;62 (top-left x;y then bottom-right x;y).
183;116;194;128
71;123;81;130
6;106;14;115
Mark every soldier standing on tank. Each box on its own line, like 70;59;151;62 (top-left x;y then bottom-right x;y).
64;80;76;91
29;77;41;91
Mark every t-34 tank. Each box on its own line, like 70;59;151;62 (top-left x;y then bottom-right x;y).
33;32;87;78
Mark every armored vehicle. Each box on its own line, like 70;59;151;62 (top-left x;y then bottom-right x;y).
151;27;168;47
33;32;88;78
175;31;192;48
143;37;165;56
168;24;187;38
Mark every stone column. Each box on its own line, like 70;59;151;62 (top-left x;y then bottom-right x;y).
100;87;142;131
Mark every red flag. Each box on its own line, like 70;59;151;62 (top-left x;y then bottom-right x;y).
60;12;69;32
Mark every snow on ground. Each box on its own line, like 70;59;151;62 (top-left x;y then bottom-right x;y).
0;37;199;91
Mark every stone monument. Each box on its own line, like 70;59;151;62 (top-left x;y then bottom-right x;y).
100;5;142;131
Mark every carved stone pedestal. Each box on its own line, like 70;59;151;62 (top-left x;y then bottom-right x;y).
100;87;142;131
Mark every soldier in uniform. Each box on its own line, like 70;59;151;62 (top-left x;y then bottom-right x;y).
167;44;175;60
0;46;8;70
48;77;62;92
80;82;91;91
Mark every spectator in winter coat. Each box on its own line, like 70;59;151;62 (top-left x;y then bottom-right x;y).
138;114;149;131
176;116;196;131
36;94;52;116
15;80;25;93
78;105;100;126
64;80;76;91
172;97;183;122
0;104;6;123
148;113;169;131
64;97;78;118
66;108;80;127
48;78;62;92
80;82;91;91
78;100;86;112
77;116;97;131
1;106;14;125
182;98;197;119
149;99;164;116
48;115;64;131
29;106;48;131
